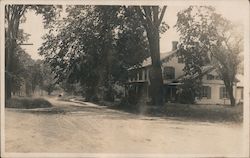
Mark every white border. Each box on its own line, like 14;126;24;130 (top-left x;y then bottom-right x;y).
1;0;249;157
243;1;250;156
1;1;5;157
1;153;246;158
0;0;247;6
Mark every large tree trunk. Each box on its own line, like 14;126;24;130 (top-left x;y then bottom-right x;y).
133;6;167;105
149;66;164;105
227;84;235;106
5;39;16;100
5;6;22;100
224;80;235;106
147;22;164;106
5;79;12;100
5;57;12;100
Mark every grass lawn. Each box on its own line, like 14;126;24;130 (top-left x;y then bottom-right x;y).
6;97;52;109
36;95;243;123
111;102;243;123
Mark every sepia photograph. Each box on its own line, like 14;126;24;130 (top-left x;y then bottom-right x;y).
1;0;249;157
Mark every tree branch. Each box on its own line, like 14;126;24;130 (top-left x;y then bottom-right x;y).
152;6;158;26
142;6;152;22
141;6;154;29
158;6;167;26
134;6;150;32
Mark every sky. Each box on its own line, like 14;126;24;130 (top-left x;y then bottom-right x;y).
19;3;247;60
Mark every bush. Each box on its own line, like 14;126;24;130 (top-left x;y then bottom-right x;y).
176;79;202;104
120;96;131;106
103;88;115;102
177;88;196;104
6;97;52;109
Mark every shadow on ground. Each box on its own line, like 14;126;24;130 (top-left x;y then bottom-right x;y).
6;99;139;120
6;97;243;123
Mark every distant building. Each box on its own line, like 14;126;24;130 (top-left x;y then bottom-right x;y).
127;41;243;105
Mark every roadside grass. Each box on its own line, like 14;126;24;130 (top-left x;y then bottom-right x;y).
27;94;242;123
158;103;242;123
61;96;243;123
111;102;243;123
6;97;52;109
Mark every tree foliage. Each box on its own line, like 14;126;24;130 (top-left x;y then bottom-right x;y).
39;5;150;101
16;50;35;96
9;49;43;96
175;6;243;105
39;62;57;95
5;5;61;99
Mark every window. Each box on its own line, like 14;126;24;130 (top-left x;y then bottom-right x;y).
201;86;211;99
215;75;221;80
138;70;142;80
133;73;137;81
163;67;175;80
238;87;243;99
144;69;147;80
178;57;184;63
220;87;229;99
130;71;137;81
207;74;214;80
207;74;222;80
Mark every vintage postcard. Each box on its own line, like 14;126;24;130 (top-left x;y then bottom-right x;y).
1;0;249;157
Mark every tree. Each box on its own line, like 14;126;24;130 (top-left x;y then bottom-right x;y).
11;49;43;96
39;62;56;95
135;6;168;105
39;6;149;102
210;16;243;106
30;60;43;93
17;49;35;96
39;5;168;104
175;6;243;106
5;5;27;99
10;47;26;96
5;5;61;99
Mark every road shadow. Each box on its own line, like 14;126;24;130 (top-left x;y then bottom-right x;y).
6;97;243;123
6;99;140;120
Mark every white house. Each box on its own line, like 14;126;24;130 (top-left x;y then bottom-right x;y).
127;41;243;105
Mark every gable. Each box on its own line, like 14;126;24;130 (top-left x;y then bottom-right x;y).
139;50;178;68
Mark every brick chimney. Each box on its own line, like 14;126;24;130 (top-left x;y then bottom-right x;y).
172;41;178;51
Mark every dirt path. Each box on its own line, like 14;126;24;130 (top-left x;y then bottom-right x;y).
5;97;245;156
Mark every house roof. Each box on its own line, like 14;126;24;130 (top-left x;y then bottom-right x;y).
176;65;216;81
142;50;177;67
128;50;177;70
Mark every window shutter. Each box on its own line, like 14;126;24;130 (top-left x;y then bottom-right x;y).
172;67;175;79
219;87;223;99
207;87;211;99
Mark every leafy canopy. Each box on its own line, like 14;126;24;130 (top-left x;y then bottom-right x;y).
175;6;243;105
39;6;150;94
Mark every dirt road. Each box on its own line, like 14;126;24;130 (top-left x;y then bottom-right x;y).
5;97;245;156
